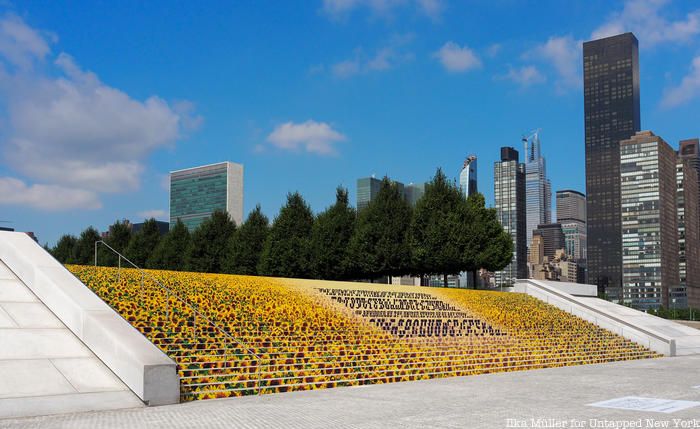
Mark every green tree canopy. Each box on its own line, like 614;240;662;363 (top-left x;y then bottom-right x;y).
51;234;78;264
461;194;513;286
187;211;236;273
124;218;162;267
347;177;412;281
409;168;465;286
147;219;191;271
258;192;314;278
223;205;269;275
73;227;101;265
310;187;356;280
100;220;132;266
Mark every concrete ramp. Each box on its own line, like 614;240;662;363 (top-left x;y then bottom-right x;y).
515;279;700;356
0;260;143;419
0;231;180;419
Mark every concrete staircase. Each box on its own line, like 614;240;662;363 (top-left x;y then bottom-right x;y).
0;260;143;419
515;279;700;356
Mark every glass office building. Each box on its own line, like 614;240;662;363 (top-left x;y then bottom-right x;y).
620;131;677;310
459;155;478;199
356;177;385;211
494;147;527;286
170;162;243;231
524;132;551;247
583;32;641;300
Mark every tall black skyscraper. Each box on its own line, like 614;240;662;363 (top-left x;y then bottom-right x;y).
583;33;640;298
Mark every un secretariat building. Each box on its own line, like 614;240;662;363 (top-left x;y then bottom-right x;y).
170;161;244;230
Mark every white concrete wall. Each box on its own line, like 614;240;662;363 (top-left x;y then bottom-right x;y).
513;279;696;357
0;232;179;406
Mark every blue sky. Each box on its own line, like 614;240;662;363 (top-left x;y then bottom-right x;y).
0;0;699;245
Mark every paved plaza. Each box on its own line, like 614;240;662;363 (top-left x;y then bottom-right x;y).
2;355;699;429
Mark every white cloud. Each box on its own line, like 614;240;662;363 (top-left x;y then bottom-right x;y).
137;209;168;220
332;58;361;78
415;0;444;20
486;43;502;58
0;13;53;69
499;65;546;87
322;0;444;20
527;35;581;91
433;42;482;73
266;120;346;155
330;35;414;79
661;56;700;108
592;0;700;46
0;14;200;211
0;177;101;211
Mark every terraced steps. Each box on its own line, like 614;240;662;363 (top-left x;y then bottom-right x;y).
67;265;660;401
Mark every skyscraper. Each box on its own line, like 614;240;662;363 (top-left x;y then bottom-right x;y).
679;139;700;225
523;130;551;247
404;183;426;207
459;155;478;198
356;177;384;211
583;32;641;299
533;223;565;260
620;131;677;310
556;190;587;282
556;190;586;222
494;147;527;286
677;154;700;310
170;161;243;230
356;177;422;209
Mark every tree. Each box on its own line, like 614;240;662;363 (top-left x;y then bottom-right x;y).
223;205;269;275
52;234;78;263
461;194;513;287
409;168;464;287
124;218;162;267
100;220;132;266
310;187;356;280
258;192;314;278
73;227;101;265
147;219;191;271
347;177;412;282
187;211;236;273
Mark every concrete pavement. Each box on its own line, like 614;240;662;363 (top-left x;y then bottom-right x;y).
2;355;700;429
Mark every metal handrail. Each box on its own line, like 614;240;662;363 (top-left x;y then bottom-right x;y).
93;240;265;394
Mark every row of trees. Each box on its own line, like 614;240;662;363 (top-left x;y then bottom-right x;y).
51;169;513;286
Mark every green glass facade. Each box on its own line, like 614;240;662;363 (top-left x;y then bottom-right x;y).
170;162;243;231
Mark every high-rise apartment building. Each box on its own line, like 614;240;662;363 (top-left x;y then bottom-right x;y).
583;32;641;299
459;155;478;199
677;155;700;309
170;162;243;231
524;131;551;247
494;147;527;286
620;131;677;310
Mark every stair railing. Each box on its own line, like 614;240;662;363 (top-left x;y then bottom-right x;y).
94;240;265;394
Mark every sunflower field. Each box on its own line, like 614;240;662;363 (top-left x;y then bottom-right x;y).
67;265;660;401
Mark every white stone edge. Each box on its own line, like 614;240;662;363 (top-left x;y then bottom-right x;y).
0;232;180;405
513;278;677;357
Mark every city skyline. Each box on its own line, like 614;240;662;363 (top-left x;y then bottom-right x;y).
1;2;700;245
